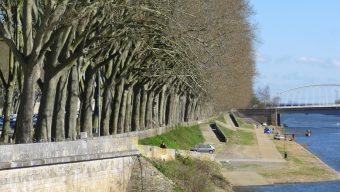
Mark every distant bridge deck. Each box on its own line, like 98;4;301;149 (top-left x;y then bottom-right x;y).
240;106;340;115
238;106;340;126
275;104;340;109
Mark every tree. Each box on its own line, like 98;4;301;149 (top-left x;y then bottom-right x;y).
0;0;256;143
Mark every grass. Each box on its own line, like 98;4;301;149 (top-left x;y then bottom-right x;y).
219;124;255;145
152;155;232;192
234;115;253;129
257;140;338;182
217;114;227;124
276;145;302;164
138;124;204;150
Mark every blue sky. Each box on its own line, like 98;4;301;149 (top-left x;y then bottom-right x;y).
251;0;340;98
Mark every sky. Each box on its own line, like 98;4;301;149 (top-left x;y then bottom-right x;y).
251;0;340;98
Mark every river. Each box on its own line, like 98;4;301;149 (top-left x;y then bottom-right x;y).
234;109;340;192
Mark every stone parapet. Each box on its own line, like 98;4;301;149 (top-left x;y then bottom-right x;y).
0;136;139;169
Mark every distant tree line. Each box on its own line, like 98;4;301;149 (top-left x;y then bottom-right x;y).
0;0;255;144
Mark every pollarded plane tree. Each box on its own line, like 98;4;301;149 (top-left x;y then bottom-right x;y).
0;0;255;143
96;0;207;135
0;1;22;143
0;0;110;143
33;1;129;142
136;33;208;129
0;0;144;143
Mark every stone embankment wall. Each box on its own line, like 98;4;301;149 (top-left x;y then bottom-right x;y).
0;118;213;192
0;136;139;192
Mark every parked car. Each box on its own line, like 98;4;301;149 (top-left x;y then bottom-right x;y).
190;144;215;153
264;127;273;134
274;133;285;140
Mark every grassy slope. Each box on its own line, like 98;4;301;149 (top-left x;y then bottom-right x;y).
152;156;232;192
138;125;204;150
217;114;227;124
219;124;255;145
234;115;253;129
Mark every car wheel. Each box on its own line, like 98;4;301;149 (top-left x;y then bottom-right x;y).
209;150;213;154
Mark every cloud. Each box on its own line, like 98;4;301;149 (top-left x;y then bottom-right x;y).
332;60;340;67
296;56;325;64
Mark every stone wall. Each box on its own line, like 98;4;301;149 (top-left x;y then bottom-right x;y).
0;118;215;191
0;136;138;169
0;156;135;192
0;136;139;192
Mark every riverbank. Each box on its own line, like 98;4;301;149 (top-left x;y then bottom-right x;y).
219;117;340;187
135;114;340;190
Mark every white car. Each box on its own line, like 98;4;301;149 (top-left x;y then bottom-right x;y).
274;134;285;140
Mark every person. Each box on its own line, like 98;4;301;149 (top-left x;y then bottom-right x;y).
160;141;167;149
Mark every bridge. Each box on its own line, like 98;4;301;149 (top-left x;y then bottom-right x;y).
239;84;340;125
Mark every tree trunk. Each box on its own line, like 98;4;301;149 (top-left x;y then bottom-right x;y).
172;94;179;125
80;69;95;138
145;91;154;129
0;86;14;143
111;79;124;134
152;93;159;128
51;74;68;142
131;85;141;131
180;95;186;123
159;86;167;126
118;86;128;134
124;85;133;133
139;85;148;130
15;69;36;143
35;76;58;142
65;66;79;140
165;90;174;126
185;96;192;122
100;83;114;136
190;98;197;121
92;72;100;136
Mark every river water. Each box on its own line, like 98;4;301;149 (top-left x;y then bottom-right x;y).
234;109;340;192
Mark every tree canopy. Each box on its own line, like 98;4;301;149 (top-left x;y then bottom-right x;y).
0;0;256;143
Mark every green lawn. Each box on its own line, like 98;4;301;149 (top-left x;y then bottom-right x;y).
138;124;204;150
219;124;255;145
234;115;253;129
217;114;227;124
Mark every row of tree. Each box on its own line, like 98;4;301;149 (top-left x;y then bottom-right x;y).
0;0;255;144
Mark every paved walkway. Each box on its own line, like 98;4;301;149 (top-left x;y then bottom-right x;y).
199;118;286;186
254;127;284;160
